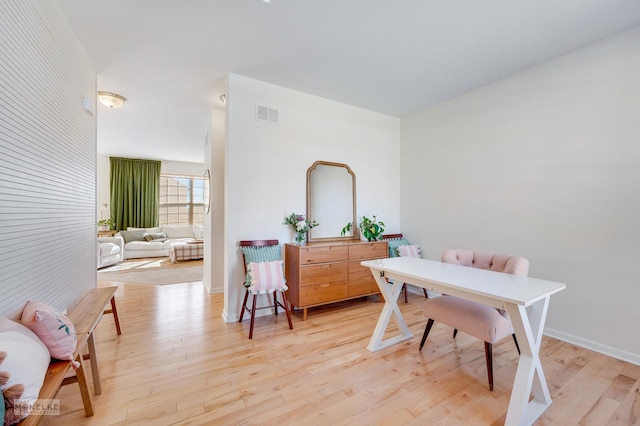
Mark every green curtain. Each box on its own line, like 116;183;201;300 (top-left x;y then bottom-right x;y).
110;157;161;231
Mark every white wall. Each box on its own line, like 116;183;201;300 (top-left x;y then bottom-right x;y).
401;26;640;363
222;74;401;321
161;160;205;176
203;107;227;293
0;0;96;317
97;155;111;219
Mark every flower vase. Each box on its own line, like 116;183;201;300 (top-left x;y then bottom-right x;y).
295;232;306;245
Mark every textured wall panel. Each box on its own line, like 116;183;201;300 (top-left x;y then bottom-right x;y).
0;0;97;318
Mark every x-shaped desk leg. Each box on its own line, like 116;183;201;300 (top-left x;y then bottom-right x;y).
367;274;413;352
504;296;552;426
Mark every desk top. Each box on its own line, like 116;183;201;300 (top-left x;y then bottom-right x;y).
361;257;566;307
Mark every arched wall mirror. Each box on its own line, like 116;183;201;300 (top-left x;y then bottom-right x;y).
307;161;357;241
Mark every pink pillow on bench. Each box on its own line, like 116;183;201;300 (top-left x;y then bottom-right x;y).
20;301;77;361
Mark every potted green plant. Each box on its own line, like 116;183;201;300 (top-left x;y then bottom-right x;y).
97;218;114;231
341;215;385;241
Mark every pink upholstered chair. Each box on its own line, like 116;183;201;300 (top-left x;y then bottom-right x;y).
419;249;529;391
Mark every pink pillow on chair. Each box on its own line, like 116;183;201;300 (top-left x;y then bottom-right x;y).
397;244;421;258
20;301;77;361
247;260;288;294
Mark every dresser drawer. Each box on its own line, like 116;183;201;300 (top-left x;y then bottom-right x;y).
300;281;348;306
349;270;380;297
300;245;349;264
349;260;377;275
348;242;387;260
301;262;348;286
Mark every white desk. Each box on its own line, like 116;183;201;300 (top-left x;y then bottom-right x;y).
362;256;566;426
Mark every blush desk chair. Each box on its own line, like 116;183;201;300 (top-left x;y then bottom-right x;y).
420;249;529;391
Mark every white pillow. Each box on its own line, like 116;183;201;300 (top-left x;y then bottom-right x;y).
0;317;48;350
162;226;195;239
0;331;50;424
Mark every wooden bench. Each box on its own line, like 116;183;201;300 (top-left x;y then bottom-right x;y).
17;287;121;426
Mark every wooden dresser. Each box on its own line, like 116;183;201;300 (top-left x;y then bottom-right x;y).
284;240;388;320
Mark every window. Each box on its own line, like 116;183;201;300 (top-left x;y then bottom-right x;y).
159;173;205;226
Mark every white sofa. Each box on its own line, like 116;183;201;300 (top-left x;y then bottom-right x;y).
116;225;203;259
97;236;124;268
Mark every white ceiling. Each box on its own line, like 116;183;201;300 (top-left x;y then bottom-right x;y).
59;0;640;164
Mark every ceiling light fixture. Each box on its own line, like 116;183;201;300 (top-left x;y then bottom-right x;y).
98;91;127;108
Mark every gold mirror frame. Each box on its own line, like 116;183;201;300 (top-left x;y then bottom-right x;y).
203;169;211;214
306;161;357;242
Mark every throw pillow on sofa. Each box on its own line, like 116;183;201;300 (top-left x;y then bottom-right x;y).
143;232;168;242
20;301;77;361
119;229;148;243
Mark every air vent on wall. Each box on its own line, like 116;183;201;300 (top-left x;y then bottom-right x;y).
256;104;279;124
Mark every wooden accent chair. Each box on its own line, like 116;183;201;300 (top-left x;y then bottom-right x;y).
419;249;529;390
382;233;429;302
238;240;293;339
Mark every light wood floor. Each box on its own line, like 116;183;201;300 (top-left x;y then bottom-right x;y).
42;281;640;425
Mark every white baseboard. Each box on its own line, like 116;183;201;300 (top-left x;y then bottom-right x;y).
544;327;640;366
405;286;640;366
201;277;211;293
201;277;223;294
221;310;235;323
